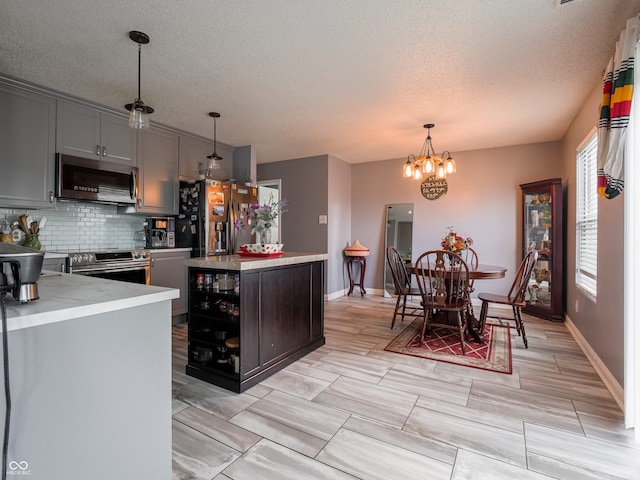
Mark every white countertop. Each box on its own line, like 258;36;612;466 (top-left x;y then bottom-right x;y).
2;272;179;332
184;252;328;271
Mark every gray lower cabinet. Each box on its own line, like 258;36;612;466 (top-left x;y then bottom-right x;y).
0;80;56;209
57;100;136;165
149;249;189;316
137;126;179;214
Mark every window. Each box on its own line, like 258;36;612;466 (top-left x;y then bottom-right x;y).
576;131;598;296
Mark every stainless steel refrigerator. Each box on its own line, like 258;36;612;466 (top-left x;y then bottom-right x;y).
176;180;258;256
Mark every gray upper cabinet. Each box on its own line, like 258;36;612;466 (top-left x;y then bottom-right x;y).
0;80;56;209
179;134;212;180
57;101;136;165
138;126;179;214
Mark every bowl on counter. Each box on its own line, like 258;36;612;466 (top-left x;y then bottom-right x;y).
243;243;284;254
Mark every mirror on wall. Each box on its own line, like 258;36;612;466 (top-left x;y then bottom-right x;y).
383;203;414;297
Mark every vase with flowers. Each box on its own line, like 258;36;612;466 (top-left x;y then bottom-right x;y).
235;198;288;246
441;226;473;264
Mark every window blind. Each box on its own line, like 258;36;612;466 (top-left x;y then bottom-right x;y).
576;133;598;296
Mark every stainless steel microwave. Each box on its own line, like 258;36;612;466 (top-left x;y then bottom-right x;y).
56;154;138;205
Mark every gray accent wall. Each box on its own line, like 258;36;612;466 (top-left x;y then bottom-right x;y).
562;81;625;386
257;155;329;255
257;154;351;296
350;142;563;298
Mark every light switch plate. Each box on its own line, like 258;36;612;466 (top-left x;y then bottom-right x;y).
318;215;328;224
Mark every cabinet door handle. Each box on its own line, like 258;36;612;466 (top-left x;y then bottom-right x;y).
49;190;54;203
96;144;101;156
151;258;155;267
102;146;107;157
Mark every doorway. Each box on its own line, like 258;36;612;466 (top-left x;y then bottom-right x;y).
256;179;282;243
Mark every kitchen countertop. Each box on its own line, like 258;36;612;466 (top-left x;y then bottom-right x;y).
184;252;328;271
2;272;178;332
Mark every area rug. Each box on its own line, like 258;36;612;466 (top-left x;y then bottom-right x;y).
384;317;512;374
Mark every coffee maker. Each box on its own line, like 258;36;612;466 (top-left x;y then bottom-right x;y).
144;217;176;249
0;243;45;303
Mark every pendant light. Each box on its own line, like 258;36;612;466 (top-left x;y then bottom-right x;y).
124;31;154;129
206;112;223;173
403;123;456;180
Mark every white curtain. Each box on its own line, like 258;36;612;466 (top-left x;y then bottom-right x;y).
598;15;640;199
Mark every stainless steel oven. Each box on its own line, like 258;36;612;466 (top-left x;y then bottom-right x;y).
68;250;150;285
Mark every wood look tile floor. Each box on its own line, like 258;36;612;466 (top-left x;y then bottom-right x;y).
171;295;640;480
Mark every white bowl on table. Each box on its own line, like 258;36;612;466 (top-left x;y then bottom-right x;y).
243;243;284;254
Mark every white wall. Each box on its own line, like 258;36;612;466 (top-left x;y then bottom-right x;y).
328;155;352;296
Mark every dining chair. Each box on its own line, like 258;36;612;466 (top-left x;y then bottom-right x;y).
386;247;422;329
463;247;479;292
413;250;473;354
477;249;538;348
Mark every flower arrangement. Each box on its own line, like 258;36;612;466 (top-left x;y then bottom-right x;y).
441;226;473;254
235;198;288;243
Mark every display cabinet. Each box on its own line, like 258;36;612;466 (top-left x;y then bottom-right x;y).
187;269;242;389
520;178;563;321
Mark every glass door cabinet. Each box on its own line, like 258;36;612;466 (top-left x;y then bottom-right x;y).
520;178;564;321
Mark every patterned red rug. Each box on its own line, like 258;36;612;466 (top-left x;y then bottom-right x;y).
384;317;512;374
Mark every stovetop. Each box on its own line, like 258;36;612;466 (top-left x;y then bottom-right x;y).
68;249;150;267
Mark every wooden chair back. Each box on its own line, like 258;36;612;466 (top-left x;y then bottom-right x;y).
414;250;471;311
386;246;411;294
508;249;539;304
463;247;479;290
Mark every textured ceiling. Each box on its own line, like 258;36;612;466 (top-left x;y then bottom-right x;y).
1;0;639;164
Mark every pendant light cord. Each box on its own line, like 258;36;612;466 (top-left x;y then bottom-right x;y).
137;43;142;101
213;115;217;156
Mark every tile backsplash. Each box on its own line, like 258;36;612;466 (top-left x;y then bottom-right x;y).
0;202;146;252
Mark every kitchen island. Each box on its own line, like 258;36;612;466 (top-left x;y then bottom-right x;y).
184;252;327;392
2;272;178;480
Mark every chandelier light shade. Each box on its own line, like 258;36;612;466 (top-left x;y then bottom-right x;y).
206;112;223;172
403;154;416;178
124;31;154;130
404;123;455;180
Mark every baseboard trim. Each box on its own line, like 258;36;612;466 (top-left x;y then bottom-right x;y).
564;314;624;411
326;289;346;301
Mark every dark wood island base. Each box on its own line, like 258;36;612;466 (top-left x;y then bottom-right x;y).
184;253;328;392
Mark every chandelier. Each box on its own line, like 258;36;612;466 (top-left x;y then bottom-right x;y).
403;123;456;180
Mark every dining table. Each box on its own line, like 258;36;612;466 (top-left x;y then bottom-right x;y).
406;263;507;343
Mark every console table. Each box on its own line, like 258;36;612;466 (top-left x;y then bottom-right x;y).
346;255;367;296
